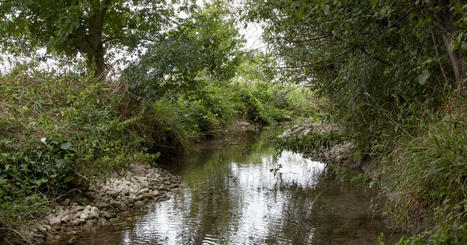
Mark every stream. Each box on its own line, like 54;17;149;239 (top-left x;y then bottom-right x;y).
65;130;403;244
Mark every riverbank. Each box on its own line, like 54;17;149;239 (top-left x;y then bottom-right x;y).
275;119;467;243
277;122;359;168
22;164;180;244
14;120;265;244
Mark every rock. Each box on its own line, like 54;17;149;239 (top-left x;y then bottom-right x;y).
79;211;89;220
60;214;71;223
35;163;182;240
119;202;128;211
85;191;97;199
110;200;121;208
63;198;71;206
95;201;109;209
88;207;100;219
134;201;145;208
39;225;51;232
48;216;61;226
101;211;114;219
70;218;82;226
79;206;92;220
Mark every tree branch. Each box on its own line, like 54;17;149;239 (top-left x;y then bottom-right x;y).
271;5;425;70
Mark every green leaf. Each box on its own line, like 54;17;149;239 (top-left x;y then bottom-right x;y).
297;7;304;20
417;70;430;85
60;142;72;150
461;42;467;51
35;178;47;186
0;177;7;185
63;176;74;183
55;159;65;168
323;5;330;15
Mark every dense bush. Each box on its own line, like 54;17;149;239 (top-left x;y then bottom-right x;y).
231;58;319;125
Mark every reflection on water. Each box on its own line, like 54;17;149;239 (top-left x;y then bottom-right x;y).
69;131;403;244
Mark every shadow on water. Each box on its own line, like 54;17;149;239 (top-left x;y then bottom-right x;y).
66;130;404;244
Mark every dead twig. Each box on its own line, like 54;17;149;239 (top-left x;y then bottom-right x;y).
0;227;33;245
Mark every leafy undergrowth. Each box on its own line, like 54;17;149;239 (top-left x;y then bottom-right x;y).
0;71;158;231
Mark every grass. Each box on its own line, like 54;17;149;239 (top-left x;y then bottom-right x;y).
384;100;467;244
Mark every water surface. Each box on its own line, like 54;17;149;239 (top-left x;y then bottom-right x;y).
68;131;403;244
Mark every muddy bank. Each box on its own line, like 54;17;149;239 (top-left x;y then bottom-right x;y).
279;122;361;168
23;164;180;244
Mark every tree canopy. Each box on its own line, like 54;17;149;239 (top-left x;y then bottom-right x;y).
124;0;244;101
0;0;179;78
243;0;466;140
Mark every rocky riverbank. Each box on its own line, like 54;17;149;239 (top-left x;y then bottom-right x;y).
279;122;361;168
23;164;180;244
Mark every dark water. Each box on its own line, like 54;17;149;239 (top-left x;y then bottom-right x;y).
66;131;403;244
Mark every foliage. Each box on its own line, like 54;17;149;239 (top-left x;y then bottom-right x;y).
0;0;179;76
0;137;77;199
273;132;344;155
0;70;159;227
243;0;465;148
231;57;319;124
242;0;466;241
125;0;244;101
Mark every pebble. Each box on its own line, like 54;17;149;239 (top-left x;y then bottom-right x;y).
134;201;145;208
32;164;180;242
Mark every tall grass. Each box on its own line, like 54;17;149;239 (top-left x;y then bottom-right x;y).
383;98;467;244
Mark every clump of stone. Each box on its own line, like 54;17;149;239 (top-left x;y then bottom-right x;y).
30;164;181;243
279;122;360;168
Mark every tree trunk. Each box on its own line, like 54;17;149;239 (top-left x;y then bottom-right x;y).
437;0;467;96
85;45;106;80
442;33;467;96
80;0;110;80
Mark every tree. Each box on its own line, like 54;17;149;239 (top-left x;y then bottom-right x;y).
125;0;244;101
0;0;178;79
242;0;466;134
242;0;466;94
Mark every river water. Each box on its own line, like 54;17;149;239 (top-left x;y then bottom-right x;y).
68;130;403;244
